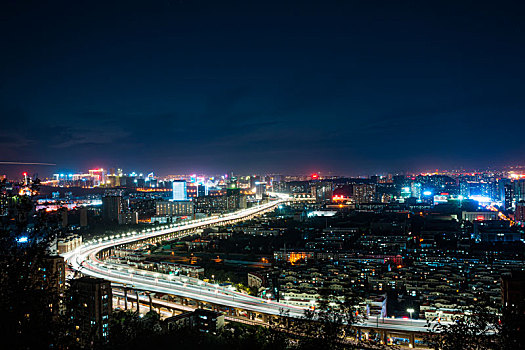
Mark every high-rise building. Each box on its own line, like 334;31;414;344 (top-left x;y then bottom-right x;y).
8;255;66;329
173;180;188;201
102;195;122;222
59;207;68;228
515;201;525;223
410;182;422;199
514;179;525;202
504;183;514;210
198;184;208;197
80;207;88;227
353;184;376;204
70;277;112;347
0;191;8;216
255;182;266;200
311;182;333;203
42;255;66;316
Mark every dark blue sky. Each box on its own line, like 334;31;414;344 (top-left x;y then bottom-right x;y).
1;0;524;177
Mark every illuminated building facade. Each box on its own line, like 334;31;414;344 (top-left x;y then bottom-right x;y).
172;180;188;201
515;201;525;223
353;184;376;204
255;182;266;200
311;182;333;203
70;277;112;347
0;191;7;216
156;200;194;216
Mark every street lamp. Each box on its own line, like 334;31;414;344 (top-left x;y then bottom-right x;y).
407;308;414;324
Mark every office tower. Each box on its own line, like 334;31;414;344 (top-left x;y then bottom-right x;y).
70;277;112;347
173;180;188;201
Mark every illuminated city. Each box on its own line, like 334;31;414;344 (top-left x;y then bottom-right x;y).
1;1;525;350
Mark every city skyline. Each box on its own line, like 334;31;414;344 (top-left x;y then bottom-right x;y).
4;162;525;181
2;2;525;348
2;1;525;176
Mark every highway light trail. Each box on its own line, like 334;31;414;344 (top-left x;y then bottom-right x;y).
63;194;434;332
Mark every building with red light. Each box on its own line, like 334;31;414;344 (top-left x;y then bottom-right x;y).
461;211;498;222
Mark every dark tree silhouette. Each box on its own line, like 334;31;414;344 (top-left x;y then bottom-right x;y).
0;181;68;349
426;302;525;350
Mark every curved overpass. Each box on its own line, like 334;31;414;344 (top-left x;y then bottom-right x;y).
62;195;434;336
63;197;307;318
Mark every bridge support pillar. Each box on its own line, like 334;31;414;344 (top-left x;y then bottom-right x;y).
136;291;140;313
124;289;128;310
380;330;387;345
409;334;415;348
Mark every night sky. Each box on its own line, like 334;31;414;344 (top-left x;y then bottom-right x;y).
1;1;524;177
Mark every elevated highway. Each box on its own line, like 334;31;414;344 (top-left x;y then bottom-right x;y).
63;197;308;318
63;194;435;347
